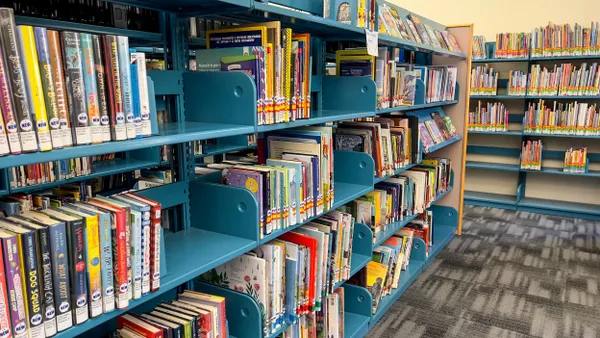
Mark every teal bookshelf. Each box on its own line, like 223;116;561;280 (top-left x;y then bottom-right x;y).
0;2;471;338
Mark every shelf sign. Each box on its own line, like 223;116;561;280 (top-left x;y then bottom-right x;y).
365;29;379;57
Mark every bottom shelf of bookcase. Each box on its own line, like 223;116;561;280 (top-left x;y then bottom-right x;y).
519;197;600;217
345;312;371;338
464;191;518;210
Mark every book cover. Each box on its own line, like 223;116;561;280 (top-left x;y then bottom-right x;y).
46;30;73;147
179;293;225;338
279;232;317;313
118;313;163;338
117;36;136;139
61;31;91;146
0;10;37;153
91;35;111;142
0;229;27;338
79;33;103;144
129;63;143;139
102;35;126;141
0;37;19;155
206;26;266;48
130;52;151;137
222;167;265;236
0;232;12;338
34;27;63;149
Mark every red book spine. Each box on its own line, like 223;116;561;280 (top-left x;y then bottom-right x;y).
199;312;211;338
116;209;129;307
118;314;163;338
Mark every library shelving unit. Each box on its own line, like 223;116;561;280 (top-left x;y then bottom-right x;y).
0;2;471;338
466;41;600;219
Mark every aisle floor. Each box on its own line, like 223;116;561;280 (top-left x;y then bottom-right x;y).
367;205;600;338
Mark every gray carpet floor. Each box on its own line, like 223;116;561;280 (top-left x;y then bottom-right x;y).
367;205;600;338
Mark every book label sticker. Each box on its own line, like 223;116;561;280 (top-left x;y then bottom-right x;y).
75;126;92;145
91;125;103;143
0;123;9;155
365;29;379;57
37;125;53;151
20;130;38;152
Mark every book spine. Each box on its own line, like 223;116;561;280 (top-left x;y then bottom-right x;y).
150;218;161;292
112;211;129;309
17;25;52;153
18;232;45;338
79;33;103;144
102;36;126;141
37;227;57;337
283;29;292;123
2;236;27;338
124;212;132;302
97;213;114;313
0;36;20;155
0;241;12;338
61;31;91;145
47;223;72;332
0;9;36;152
116;36;136;139
46;31;73;147
131;212;142;300
83;215;103;317
34;27;63;150
129;63;142;139
131;53;151;137
66;219;89;325
92;35;111;142
141;219;150;296
0;108;10;156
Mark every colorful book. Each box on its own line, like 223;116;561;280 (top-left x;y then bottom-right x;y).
0;228;27;338
117;36;136;139
47;30;73;147
102;35;127;141
91;35;111;142
0;35;20;154
130;52;151;137
0;231;12;338
79;33;103;144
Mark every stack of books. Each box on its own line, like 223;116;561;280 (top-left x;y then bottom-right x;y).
423;66;458;103
468;101;510;132
531;22;600;57
116;290;227;338
418;112;459;152
470;65;499;95
508;70;527;96
528;63;600;96
200;209;353;336
334;117;420;178
195;22;311;127
521;140;543;170
494;32;530;58
0;8;155;157
9;156;95;188
472;35;487;60
523;100;600;136
0;192;162;337
564;147;588;173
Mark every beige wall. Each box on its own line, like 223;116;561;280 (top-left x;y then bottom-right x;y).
390;0;600;40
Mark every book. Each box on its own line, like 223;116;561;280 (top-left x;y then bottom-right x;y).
0;231;12;338
46;30;73;147
103;35;127;141
117;36;136;139
79;33;103;144
0;228;28;338
91;35;111;142
130;52;151;137
118;313;164;338
178;291;227;338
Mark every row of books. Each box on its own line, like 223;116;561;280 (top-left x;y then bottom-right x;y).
425;66;458;103
0;8;154;157
200;209;353;336
528;63;600;96
472;35;486;60
196;22;311;127
468;102;510;132
334;118;419;178
531;22;600;57
564;147;588;173
469;65;499;95
188;18;237;39
377;4;462;53
521;140;542;170
328;0;375;30
523;100;600;135
202;127;333;239
494;32;531;59
508;70;527;96
116;290;227;338
0;192;162;338
343;159;450;244
350;227;417;313
9;156;95;188
419;113;459;152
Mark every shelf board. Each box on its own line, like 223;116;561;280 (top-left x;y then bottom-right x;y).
0;122;255;170
530;55;600;61
427;224;456;262
350;253;371;277
424;135;461;154
522;168;600;177
468;130;522;136
344;312;371;338
54;228;255;338
376;100;458;114
256;110;375;132
526;95;600;99
519;197;600;215
463;191;517;205
374;163;418;184
472;57;529;63
470;95;525;99
9;159;159;194
15;15;162;42
196;144;256;158
523;132;600;139
189;37;207;49
466;161;520;172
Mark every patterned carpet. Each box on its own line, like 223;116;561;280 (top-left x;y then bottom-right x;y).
367;205;600;338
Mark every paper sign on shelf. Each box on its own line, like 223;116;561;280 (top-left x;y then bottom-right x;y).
365;29;379;57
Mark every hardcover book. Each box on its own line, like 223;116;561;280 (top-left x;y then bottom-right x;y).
79;33;103;144
0;228;27;338
47;30;73;147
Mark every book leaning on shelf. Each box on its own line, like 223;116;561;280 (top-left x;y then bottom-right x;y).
418;112;458;152
468;101;509;132
416;65;458;103
531;22;600;57
520;140;543;170
470;65;498;96
0;190;163;336
523;100;599;136
0;7;154;158
199;209;353;337
527;63;600;96
508;70;527;96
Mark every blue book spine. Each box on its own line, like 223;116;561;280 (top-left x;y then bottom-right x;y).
97;212;114;313
129;63;142;139
47;222;73;332
116;36;136;139
79;33;103;144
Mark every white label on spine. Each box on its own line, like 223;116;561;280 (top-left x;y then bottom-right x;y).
29;323;45;338
117;291;129;309
103;287;115;313
0;133;9;155
74;302;89;324
101;125;111;142
44;316;57;337
50;129;63;149
6;130;22;154
90;125;103;143
126;122;136;139
113;125;127;141
75;126;91;145
55;309;72;332
90;297;102;318
20;130;38;152
141;120;152;137
37;130;53;151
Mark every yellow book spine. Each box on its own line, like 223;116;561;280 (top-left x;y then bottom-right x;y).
283;29;293;122
266;43;274;125
19;26;52;151
84;215;103;318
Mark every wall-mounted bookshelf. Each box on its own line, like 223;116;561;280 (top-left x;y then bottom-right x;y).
0;2;472;338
